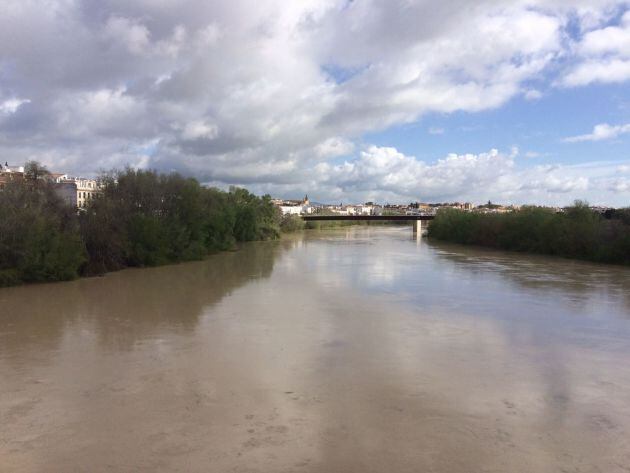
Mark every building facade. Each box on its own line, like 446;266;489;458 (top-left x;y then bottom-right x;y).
55;178;101;208
274;194;313;216
75;178;100;208
0;165;25;189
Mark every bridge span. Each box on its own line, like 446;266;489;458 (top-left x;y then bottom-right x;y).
301;214;434;233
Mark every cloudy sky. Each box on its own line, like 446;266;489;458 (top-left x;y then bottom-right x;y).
1;0;630;205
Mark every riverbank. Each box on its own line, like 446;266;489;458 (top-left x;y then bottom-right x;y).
0;165;281;287
427;203;630;266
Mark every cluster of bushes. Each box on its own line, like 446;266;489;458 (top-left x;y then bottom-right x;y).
428;202;630;265
0;165;281;286
279;214;306;232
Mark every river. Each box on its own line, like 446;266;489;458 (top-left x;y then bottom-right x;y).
2;227;630;472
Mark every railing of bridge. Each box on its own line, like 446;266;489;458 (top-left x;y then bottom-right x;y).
301;214;434;221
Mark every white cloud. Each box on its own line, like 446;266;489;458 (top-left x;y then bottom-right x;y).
524;151;542;158
0;0;628;204
269;143;630;205
564;123;630;142
307;145;607;204
180;120;219;141
524;89;543;100
428;127;445;135
578;10;630;57
103;16;151;56
562;58;630;87
561;11;630;86
54;88;147;138
0;98;30;114
608;177;630;192
313;137;355;159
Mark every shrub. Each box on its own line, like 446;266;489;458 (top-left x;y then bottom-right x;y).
428;202;630;265
280;214;305;232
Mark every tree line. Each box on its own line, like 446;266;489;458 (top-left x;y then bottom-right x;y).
428;202;630;265
0;164;282;286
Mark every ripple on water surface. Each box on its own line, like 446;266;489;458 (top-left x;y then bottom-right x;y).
1;227;630;472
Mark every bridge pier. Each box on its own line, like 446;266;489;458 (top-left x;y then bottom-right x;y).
412;219;423;235
413;220;429;238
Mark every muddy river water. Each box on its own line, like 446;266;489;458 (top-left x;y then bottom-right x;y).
2;227;630;472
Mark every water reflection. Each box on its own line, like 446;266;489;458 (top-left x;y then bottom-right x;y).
299;227;630;322
2;228;630;473
0;240;287;358
428;239;630;319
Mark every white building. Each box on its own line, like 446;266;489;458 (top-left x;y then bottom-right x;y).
343;204;382;215
279;205;303;215
0;165;24;174
55;177;102;208
279;204;313;215
328;207;349;215
275;194;313;215
75;178;100;208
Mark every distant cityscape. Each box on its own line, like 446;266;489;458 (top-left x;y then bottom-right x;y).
0;162;620;217
271;195;616;217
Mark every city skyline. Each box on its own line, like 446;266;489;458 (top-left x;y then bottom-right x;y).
1;1;629;205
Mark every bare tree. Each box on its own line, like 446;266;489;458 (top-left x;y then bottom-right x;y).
24;161;50;181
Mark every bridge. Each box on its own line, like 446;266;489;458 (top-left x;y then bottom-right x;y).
301;214;434;233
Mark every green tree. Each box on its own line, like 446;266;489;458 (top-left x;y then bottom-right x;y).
0;178;85;285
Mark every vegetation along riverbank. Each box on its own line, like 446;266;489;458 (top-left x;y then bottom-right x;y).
428;203;630;265
0;164;280;287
